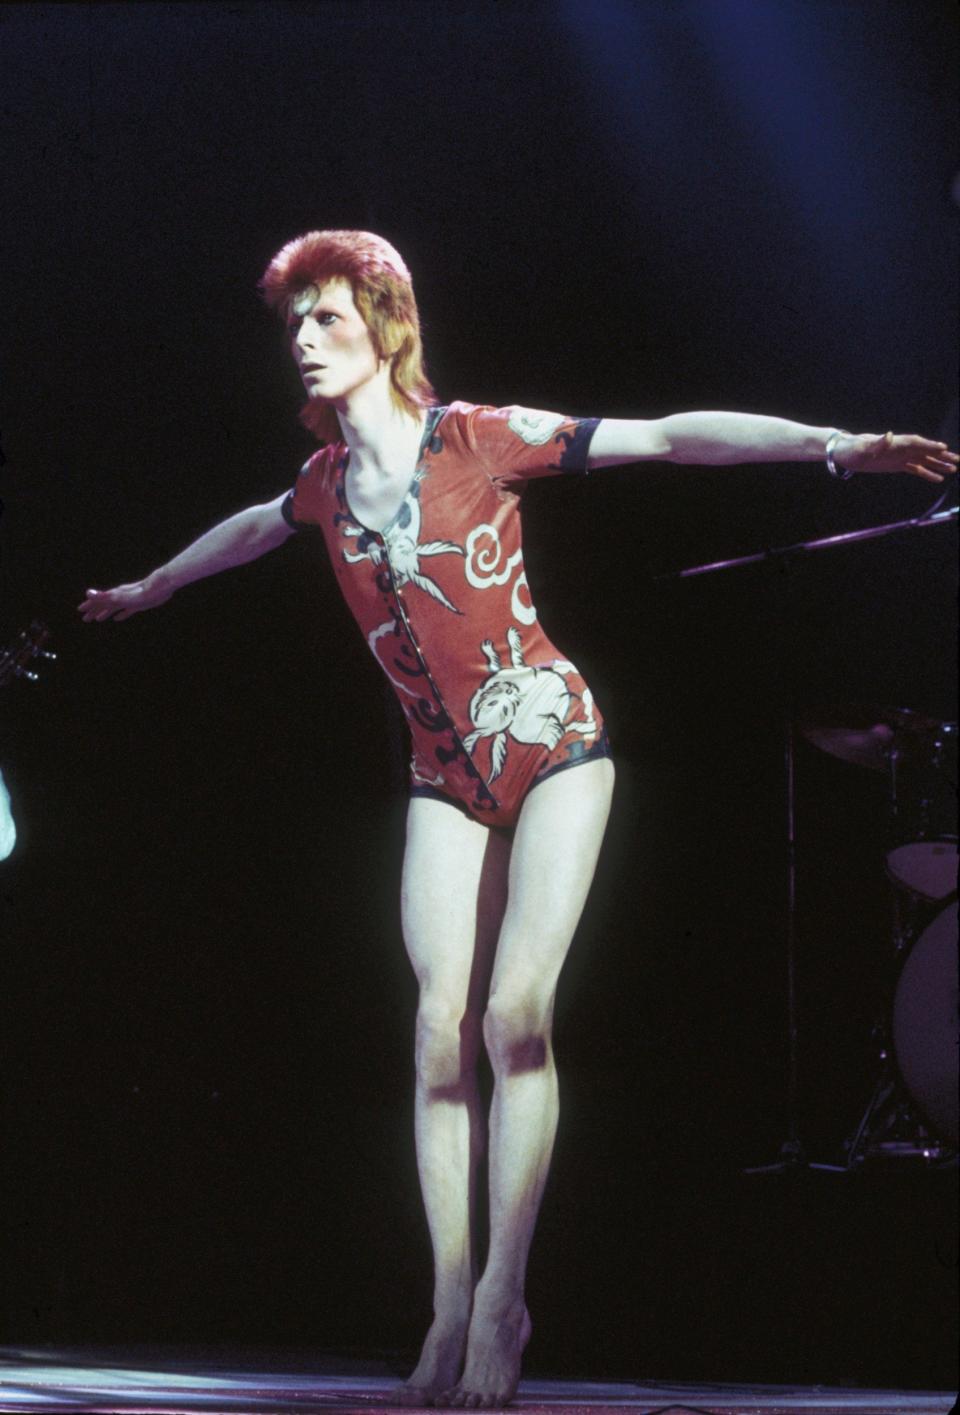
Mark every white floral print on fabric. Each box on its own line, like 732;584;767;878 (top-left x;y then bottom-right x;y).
464;523;537;625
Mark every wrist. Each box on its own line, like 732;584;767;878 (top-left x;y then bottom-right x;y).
826;429;857;480
147;565;176;595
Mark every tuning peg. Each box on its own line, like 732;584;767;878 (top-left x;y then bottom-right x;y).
15;667;39;682
39;650;56;660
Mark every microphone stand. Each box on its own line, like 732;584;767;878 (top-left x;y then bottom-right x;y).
655;503;957;1176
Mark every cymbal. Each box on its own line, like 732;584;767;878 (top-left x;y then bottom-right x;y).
798;705;950;771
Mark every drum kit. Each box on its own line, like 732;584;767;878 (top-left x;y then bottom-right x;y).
659;494;958;1173
799;704;957;1166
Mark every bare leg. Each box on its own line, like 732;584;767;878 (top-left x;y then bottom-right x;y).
389;797;511;1406
441;758;615;1408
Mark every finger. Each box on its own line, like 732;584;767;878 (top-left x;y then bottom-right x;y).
906;463;942;482
912;442;958;465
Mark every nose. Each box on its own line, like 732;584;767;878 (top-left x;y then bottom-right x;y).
293;316;321;356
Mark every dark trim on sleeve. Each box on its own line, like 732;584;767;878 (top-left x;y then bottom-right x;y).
280;491;299;529
557;417;602;474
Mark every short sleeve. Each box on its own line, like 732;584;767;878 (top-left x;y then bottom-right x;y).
281;453;330;530
460;404;600;491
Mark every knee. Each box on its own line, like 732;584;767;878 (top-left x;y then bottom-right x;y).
483;991;553;1076
415;997;482;1093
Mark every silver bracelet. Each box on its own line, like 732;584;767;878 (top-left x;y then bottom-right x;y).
826;429;855;481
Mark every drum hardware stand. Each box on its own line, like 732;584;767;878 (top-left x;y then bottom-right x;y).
656;500;958;1177
842;909;941;1168
840;1045;947;1169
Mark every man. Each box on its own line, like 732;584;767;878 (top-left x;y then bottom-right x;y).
80;229;957;1406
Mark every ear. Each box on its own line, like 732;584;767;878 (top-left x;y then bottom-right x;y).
378;318;407;360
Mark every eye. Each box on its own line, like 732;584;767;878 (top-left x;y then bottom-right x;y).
289;311;336;336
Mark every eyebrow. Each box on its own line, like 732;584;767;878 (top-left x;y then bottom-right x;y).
288;300;341;321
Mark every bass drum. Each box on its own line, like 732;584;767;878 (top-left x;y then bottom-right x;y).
886;839;957;903
892;900;958;1147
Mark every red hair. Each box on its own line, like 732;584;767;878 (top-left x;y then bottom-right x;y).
259;229;438;443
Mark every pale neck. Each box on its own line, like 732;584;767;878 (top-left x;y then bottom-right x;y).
333;368;425;475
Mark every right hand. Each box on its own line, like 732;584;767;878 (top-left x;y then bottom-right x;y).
78;572;174;623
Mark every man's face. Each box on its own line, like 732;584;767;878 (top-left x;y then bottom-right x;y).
287;278;380;404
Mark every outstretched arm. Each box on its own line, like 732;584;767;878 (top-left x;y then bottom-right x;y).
0;767;15;862
588;414;958;482
78;491;296;623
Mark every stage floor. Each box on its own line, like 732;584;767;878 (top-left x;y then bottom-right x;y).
0;1348;954;1415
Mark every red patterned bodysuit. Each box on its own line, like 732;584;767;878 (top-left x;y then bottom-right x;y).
282;401;611;828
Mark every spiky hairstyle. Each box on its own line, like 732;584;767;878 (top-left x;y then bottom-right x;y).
259;229;437;443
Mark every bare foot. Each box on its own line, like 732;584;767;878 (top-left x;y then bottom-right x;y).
387;1310;472;1407
436;1293;532;1408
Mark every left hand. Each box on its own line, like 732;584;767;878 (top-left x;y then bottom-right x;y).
835;431;959;483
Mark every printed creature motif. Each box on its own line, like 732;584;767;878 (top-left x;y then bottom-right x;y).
342;488;464;613
506;407;566;446
463;626;597;783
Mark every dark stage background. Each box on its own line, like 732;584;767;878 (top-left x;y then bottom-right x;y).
1;0;957;1391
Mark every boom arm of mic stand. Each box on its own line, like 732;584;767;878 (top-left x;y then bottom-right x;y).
655;505;958;582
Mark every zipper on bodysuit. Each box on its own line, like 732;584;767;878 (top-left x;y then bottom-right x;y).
379;535;495;805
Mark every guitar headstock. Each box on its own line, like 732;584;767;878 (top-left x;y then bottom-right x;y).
0;620;55;688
